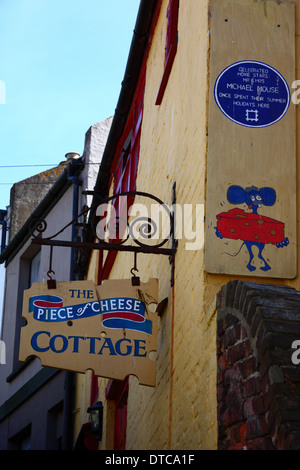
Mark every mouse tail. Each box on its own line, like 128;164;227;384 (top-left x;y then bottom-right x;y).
223;242;245;257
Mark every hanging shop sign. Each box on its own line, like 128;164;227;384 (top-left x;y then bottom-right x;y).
19;278;158;387
214;60;290;128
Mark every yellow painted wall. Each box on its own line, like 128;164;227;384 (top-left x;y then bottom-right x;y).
74;0;300;451
108;0;215;450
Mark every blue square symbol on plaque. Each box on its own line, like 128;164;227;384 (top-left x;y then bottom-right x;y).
214;60;290;128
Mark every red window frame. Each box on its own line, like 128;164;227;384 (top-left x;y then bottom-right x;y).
155;0;179;105
90;371;99;407
97;68;146;284
114;70;144;198
106;377;129;450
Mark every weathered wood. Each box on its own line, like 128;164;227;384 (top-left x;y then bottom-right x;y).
19;279;158;387
205;0;296;278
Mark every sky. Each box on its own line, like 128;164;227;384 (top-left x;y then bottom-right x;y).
0;0;140;333
0;0;141;209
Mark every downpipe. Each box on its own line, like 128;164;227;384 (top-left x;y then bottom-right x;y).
62;168;81;450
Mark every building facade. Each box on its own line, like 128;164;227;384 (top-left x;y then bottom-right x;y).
1;0;300;451
72;0;300;450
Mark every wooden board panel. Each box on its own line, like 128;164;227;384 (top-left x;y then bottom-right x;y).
19;279;158;386
205;0;296;278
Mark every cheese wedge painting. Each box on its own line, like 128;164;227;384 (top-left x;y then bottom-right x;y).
215;185;289;273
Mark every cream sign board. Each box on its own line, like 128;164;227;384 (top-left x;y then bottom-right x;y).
19;279;158;386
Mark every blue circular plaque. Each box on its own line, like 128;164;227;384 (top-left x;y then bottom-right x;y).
214;60;290;128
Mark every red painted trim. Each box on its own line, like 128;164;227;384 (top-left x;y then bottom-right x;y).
97;250;103;285
90;371;99;406
155;42;177;105
113;376;129;450
98;73;145;285
97;1;163;285
115;376;129;408
99;250;117;283
74;422;99;450
105;376;129;402
90;2;164;444
155;0;179;105
105;377;129;450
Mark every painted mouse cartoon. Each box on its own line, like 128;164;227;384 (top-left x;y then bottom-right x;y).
215;185;289;272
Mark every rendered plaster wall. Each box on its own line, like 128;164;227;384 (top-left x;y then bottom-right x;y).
108;0;216;450
81;117;113;208
72;0;214;449
74;0;300;451
117;0;300;450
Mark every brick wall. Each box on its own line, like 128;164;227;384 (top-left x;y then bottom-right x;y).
217;280;300;450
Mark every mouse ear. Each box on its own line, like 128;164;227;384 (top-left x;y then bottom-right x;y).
227;185;246;204
259;187;276;206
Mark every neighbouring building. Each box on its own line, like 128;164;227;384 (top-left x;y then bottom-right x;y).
0;165;68;335
8;164;68;242
0;117;112;450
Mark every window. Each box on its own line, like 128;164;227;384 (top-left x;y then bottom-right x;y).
10;248;41;373
8;424;31;450
19;434;31;450
113;67;145;199
105;377;129;450
112;133;135;241
98;69;146;283
114;393;128;450
46;401;64;450
29;250;41;287
90;371;99;408
155;0;179;105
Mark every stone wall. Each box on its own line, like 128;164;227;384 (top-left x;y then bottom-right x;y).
9;163;67;241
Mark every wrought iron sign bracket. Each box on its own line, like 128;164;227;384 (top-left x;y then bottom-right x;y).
30;185;177;287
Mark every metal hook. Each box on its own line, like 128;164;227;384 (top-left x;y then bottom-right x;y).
47;269;55;281
131;252;140;286
47;245;56;289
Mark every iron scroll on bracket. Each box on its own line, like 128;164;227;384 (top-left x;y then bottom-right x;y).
30;185;177;287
